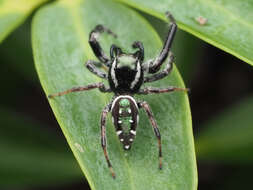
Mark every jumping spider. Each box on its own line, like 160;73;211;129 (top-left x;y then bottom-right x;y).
49;12;188;178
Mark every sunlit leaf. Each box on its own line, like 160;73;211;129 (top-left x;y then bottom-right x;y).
0;0;48;43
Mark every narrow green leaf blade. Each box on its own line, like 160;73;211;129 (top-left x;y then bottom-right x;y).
0;108;82;188
195;96;253;163
116;0;253;66
32;0;197;189
0;0;48;43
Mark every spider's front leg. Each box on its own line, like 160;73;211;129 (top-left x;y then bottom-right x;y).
138;101;162;169
89;24;117;67
48;82;111;98
85;60;108;79
101;103;116;178
144;51;174;83
147;11;177;74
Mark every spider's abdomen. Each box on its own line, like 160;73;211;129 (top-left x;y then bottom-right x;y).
111;95;139;150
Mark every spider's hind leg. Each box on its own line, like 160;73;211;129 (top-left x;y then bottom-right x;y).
101;103;116;178
89;25;117;67
138;101;162;169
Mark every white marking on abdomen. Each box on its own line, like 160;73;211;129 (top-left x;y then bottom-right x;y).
130;130;136;135
125;145;130;149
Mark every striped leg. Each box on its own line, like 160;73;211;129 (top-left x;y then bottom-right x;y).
147;12;177;73
144;52;174;83
139;101;162;169
86;60;108;79
48;82;111;98
89;24;117;67
101;104;116;178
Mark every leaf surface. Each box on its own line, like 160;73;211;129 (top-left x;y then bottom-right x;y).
116;0;253;66
32;0;197;189
0;0;48;43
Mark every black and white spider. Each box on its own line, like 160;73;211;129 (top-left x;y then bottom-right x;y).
49;12;188;179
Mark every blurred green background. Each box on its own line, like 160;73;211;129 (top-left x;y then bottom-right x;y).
1;1;253;190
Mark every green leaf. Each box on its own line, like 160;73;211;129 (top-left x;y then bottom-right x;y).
0;108;82;188
0;0;48;43
32;0;197;189
116;0;253;66
195;96;253;163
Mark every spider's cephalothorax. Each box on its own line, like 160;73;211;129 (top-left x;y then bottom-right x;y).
108;46;144;94
49;12;188;179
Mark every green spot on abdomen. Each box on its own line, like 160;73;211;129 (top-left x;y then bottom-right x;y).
118;98;132;133
119;116;131;133
119;98;130;107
